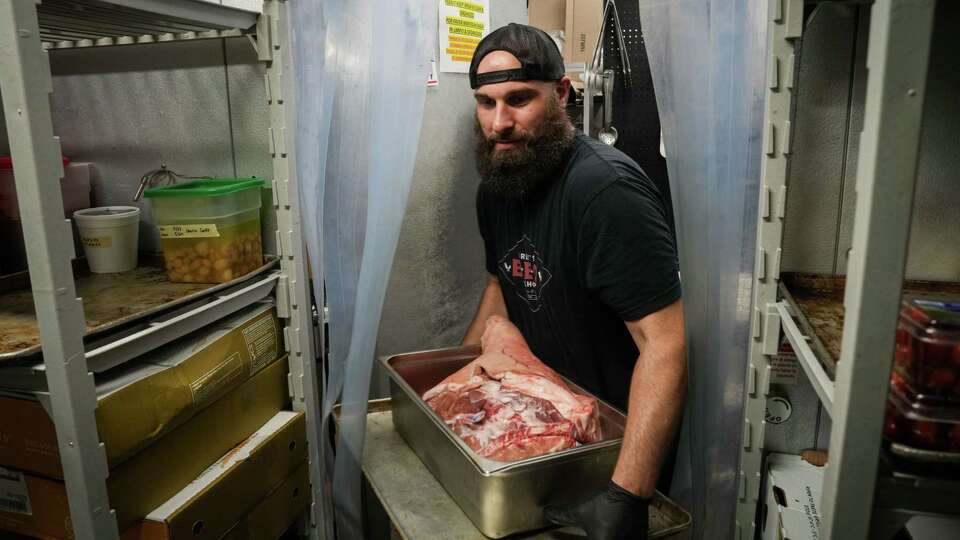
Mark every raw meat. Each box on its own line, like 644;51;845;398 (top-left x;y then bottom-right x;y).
423;315;601;461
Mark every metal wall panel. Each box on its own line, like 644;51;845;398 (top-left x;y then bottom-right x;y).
225;37;271;181
763;379;823;454
781;4;858;275
788;4;960;282
898;7;960;280
47;39;239;252
834;7;869;276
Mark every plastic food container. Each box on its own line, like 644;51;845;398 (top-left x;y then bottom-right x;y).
895;298;960;408
884;379;960;453
144;178;264;284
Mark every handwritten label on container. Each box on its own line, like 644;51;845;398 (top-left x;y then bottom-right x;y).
158;224;220;239
81;236;112;249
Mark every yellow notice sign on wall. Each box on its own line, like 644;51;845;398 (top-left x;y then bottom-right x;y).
158;224;221;239
439;0;489;73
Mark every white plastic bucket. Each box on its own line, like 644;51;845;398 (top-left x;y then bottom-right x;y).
73;206;140;273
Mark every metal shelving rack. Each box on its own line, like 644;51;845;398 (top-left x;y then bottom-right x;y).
0;1;323;539
735;1;949;539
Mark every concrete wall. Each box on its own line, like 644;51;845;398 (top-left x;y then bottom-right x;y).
371;0;528;396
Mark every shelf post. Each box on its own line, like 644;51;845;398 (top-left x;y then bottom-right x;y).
259;1;325;539
734;1;804;539
0;1;117;539
821;0;936;538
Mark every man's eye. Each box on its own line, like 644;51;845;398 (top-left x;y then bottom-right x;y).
477;97;495;108
507;95;531;107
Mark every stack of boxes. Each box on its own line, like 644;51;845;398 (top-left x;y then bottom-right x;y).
0;301;310;539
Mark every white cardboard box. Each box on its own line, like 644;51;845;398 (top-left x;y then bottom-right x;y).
762;453;824;540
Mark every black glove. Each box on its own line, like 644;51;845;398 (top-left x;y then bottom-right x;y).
544;481;650;540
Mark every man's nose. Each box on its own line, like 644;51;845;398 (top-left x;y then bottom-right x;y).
492;102;515;135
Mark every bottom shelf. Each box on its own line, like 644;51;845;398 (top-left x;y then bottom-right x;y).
875;449;960;516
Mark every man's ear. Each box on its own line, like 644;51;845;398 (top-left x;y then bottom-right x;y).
556;76;573;108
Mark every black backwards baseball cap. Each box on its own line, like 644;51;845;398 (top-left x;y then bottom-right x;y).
469;23;565;89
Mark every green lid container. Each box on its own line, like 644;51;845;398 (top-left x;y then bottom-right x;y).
144;178;264;226
143;178;264;198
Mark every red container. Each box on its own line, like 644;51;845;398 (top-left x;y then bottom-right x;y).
884;382;960;452
895;298;960;408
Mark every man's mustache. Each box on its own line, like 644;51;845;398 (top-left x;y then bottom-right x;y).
487;133;530;145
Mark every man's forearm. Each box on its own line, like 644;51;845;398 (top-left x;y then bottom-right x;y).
611;340;686;497
462;275;508;345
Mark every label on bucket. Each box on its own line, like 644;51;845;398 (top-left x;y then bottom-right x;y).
82;236;112;249
158;224;220;239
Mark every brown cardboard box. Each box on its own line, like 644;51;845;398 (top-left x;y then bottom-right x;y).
564;0;603;64
120;411;306;540
219;462;310;540
0;302;280;479
529;0;566;32
0;357;289;539
0;467;70;540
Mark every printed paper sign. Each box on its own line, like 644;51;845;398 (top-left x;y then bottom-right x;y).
770;354;801;385
438;0;490;73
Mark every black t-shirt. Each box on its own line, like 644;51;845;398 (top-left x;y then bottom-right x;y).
476;133;681;411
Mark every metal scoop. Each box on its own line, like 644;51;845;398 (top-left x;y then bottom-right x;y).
598;70;618;146
133;162;210;201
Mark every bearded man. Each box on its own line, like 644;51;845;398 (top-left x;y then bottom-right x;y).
461;24;687;540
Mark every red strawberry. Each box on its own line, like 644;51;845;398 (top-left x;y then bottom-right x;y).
911;421;940;449
883;410;901;439
926;368;957;392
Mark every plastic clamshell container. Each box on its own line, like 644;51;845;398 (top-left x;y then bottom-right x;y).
144;178;264;284
884;387;960;453
895;298;960;408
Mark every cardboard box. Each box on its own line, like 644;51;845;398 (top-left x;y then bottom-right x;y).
0;302;281;478
0;357;290;539
564;0;603;64
0;466;69;540
121;411;306;540
220;462;311;540
0;162;93;222
530;0;566;32
762;453;824;540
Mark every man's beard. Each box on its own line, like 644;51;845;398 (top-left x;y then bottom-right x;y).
474;97;574;200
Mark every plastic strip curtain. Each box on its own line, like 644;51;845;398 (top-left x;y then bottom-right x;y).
291;1;436;538
637;1;768;539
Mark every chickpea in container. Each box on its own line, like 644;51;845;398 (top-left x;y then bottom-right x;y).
143;178;265;284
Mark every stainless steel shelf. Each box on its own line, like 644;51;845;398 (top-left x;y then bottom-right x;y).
776;300;836;415
36;0;259;49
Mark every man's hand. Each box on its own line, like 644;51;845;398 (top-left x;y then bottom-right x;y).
544;481;649;540
462;274;508;345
